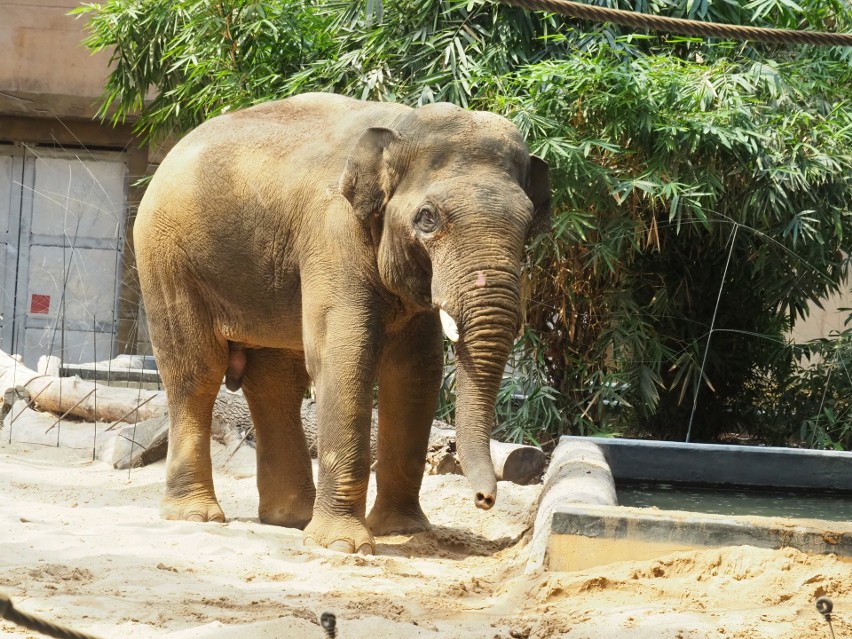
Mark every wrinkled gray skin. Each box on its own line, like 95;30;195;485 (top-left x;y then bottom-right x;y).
134;93;551;554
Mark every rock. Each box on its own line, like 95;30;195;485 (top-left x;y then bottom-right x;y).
109;416;170;469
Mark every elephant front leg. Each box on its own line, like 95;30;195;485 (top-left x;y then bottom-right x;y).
302;314;378;554
367;311;444;536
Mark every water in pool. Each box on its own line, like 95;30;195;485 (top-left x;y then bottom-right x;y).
617;483;852;522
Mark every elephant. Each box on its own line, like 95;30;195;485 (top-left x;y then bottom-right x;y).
134;92;550;554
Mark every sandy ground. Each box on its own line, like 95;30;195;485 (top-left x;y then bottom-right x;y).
1;438;850;639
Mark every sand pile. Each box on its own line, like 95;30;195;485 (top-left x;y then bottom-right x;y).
0;439;849;638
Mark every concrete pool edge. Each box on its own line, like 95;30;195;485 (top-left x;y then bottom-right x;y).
549;503;852;571
527;438;618;572
566;435;852;492
538;437;852;572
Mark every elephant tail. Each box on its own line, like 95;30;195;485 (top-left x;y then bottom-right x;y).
225;343;246;392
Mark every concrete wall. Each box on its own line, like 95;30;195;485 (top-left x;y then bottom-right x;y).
791;268;852;345
0;0;113;119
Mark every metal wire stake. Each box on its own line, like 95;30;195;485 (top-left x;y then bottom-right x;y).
321;612;337;639
9;384;51;426
103;394;158;432
44;389;96;435
816;597;836;639
92;314;98;462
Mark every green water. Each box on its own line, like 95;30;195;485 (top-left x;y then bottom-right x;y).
617;483;852;522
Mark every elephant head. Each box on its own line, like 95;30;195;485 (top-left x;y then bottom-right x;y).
340;102;551;510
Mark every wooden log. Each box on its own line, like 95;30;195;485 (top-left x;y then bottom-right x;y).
0;351;168;423
424;426;546;485
490;439;547;485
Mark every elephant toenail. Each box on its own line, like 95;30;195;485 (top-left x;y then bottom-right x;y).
328;540;355;553
303;536;320;548
357;543;374;556
187;513;205;522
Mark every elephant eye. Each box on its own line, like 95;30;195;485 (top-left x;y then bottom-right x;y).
414;205;440;234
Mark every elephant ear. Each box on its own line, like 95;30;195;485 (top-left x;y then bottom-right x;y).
526;155;552;238
340;127;403;221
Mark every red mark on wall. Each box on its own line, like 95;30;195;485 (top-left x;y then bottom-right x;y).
30;294;50;315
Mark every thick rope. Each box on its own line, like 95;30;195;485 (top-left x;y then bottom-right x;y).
499;0;852;46
0;594;103;639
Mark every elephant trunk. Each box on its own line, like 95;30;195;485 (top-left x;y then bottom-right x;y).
443;268;520;510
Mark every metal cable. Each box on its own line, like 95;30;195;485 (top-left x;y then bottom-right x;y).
499;0;852;46
0;594;103;639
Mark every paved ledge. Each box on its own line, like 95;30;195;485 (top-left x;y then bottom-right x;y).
564;436;852;492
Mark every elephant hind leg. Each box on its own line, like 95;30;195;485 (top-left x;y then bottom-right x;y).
241;348;316;529
161;376;226;523
140;255;229;523
157;341;229;523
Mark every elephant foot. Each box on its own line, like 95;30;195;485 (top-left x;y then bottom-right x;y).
259;495;314;530
303;513;375;555
161;494;225;523
367;501;432;536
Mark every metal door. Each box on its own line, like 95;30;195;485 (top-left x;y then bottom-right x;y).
0;147;24;354
0;147;127;369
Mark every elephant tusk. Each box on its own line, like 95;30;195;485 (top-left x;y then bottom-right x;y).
439;308;459;342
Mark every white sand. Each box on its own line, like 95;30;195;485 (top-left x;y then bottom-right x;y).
1;438;850;639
